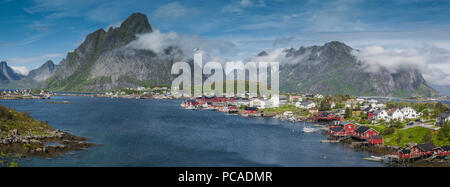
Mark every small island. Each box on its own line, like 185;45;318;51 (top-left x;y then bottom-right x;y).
0;104;95;167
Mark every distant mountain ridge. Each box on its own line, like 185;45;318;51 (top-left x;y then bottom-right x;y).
0;61;24;81
27;60;57;82
277;41;438;97
0;60;58;89
0;12;442;97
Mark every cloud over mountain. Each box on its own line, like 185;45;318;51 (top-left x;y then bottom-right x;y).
354;44;450;86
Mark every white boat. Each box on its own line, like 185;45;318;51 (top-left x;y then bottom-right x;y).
303;126;318;133
185;105;196;110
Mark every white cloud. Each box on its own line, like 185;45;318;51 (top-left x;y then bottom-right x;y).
222;0;265;13
152;2;188;20
9;66;30;76
7;53;64;65
354;44;450;86
127;29;237;60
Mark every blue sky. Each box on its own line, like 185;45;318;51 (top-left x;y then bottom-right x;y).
1;0;450;87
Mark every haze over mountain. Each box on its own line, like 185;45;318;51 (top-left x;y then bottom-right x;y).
0;60;58;89
34;13;438;97
252;41;438;97
0;12;441;97
0;61;24;81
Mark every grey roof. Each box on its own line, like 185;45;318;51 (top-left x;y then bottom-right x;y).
340;122;353;126
439;110;450;118
330;127;344;132
355;126;371;134
400;149;411;154
416;143;436;152
440;146;450;151
302;101;314;105
370;135;383;139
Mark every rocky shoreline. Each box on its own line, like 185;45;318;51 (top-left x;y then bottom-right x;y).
0;128;96;159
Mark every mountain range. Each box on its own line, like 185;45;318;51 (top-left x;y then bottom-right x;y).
0;13;442;97
0;60;57;89
274;41;439;97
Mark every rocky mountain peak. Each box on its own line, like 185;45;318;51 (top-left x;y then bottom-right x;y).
43;60;54;67
0;61;7;67
27;60;58;82
257;51;268;56
0;61;24;81
320;41;353;54
119;12;152;35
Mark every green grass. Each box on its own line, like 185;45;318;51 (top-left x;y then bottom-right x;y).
383;126;447;147
0;105;54;138
261;104;308;115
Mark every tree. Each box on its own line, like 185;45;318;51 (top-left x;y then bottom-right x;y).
396;133;403;144
408;132;414;139
319;99;331;111
381;127;395;136
422;130;433;143
392;120;403;128
437;122;450;142
423;110;429;119
344;108;352;119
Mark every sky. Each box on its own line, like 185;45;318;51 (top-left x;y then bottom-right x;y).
0;0;450;89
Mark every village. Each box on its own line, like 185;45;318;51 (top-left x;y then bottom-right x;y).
0;89;51;99
0;86;175;100
181;94;450;166
1;87;449;166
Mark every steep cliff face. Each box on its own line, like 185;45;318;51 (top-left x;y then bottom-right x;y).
0;61;40;89
44;13;176;91
0;61;24;81
278;41;438;97
27;60;57;82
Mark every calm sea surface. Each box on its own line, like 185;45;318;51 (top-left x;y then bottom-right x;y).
1;96;384;166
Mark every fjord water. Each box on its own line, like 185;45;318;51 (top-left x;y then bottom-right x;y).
1;97;383;166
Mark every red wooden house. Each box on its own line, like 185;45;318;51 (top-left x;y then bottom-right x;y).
244;107;258;115
329;122;355;136
368;135;383;145
353;126;379;140
434;146;450;157
398;149;411;159
411;143;436;157
367;112;374;121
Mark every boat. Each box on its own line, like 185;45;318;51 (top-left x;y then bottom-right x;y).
303;126;318;133
363;156;387;162
302;121;319;133
42;93;51;99
185;105;196;110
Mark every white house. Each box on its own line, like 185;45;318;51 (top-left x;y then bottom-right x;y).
389;108;404;121
345;101;352;108
296;101;316;109
330;101;336;109
371;103;386;109
375;109;389;121
401;107;421;119
283;111;293;118
250;98;271;109
356;98;365;104
290;95;303;103
314;94;324;99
